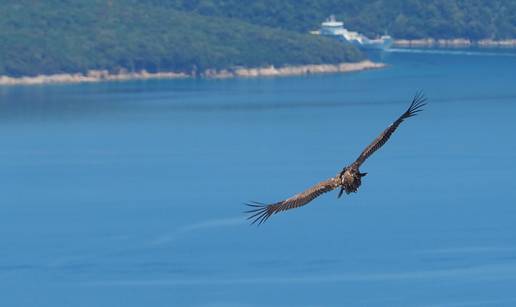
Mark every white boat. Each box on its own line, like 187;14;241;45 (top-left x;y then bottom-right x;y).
313;15;393;50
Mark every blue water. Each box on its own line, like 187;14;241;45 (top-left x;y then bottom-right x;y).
1;49;516;306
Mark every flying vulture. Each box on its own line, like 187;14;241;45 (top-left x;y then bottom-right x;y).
246;92;427;225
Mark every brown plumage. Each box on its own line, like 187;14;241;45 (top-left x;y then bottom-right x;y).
245;92;427;225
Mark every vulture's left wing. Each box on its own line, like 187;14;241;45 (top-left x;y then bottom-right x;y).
354;92;426;167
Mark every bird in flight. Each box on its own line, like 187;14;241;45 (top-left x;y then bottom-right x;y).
245;92;427;225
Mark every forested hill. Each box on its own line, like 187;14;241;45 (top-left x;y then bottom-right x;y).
163;0;516;40
3;1;514;78
0;1;362;77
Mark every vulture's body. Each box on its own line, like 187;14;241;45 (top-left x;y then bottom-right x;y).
246;92;427;225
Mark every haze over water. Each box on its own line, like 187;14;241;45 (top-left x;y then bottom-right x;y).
1;48;516;306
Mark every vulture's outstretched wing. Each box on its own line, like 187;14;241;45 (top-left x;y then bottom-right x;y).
354;92;426;167
245;177;339;225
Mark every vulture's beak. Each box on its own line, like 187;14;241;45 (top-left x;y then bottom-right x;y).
337;187;344;198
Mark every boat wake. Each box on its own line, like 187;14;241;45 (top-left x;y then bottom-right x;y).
151;217;245;246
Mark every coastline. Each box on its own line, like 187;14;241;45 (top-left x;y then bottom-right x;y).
394;38;516;48
0;60;385;86
0;70;189;86
203;60;385;78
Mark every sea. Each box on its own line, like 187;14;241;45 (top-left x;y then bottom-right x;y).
1;48;516;307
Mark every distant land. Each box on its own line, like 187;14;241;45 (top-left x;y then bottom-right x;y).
168;0;516;40
393;38;516;48
1;0;515;83
0;61;385;85
0;1;363;79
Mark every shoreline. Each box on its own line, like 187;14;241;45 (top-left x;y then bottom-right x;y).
203;60;385;78
0;60;385;86
393;38;516;48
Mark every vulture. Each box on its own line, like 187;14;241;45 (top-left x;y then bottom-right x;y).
245;92;427;225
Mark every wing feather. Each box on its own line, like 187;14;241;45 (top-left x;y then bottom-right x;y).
245;177;339;225
354;91;426;166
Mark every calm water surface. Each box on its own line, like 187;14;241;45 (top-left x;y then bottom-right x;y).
1;49;516;306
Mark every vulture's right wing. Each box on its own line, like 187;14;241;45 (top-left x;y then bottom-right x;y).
245;177;339;225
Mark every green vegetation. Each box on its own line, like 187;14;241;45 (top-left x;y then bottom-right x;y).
0;0;362;77
161;0;516;39
2;0;515;77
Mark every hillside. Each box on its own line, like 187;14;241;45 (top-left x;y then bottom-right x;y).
161;0;516;40
0;1;363;77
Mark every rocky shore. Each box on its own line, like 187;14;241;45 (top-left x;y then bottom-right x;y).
394;38;516;48
0;70;189;86
0;60;385;86
202;60;385;78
